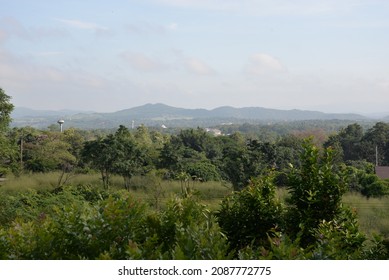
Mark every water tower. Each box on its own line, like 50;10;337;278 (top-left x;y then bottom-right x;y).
57;119;65;132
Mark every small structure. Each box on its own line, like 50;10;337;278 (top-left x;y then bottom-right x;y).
57;119;65;132
205;128;222;136
375;166;389;180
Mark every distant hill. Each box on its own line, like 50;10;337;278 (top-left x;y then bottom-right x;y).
12;107;93;118
110;103;208;119
105;103;367;121
11;103;370;129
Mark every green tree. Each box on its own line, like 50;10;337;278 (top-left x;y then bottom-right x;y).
82;126;152;189
0;88;14;132
114;126;151;190
158;131;207;178
82;135;118;189
220;137;272;190
361;122;389;165
0;88;15;176
324;123;364;162
21;131;76;175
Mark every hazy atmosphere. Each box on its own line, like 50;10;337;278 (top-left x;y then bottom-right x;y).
1;0;388;114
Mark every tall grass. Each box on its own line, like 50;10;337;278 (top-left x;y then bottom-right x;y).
343;192;389;237
0;172;233;210
2;172;388;237
1;172;103;192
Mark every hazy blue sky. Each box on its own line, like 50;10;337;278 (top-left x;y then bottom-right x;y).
1;0;388;114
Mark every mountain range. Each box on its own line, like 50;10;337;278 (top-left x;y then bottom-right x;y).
11;103;386;129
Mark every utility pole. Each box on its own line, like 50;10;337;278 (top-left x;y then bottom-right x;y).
375;145;379;166
20;133;23;171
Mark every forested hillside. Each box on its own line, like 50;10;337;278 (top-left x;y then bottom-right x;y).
11;103;370;129
1;88;389;259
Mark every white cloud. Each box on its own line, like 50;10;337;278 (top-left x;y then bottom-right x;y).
0;17;68;42
244;53;286;76
55;18;108;31
167;22;178;31
184;57;216;75
125;22;165;35
150;0;368;16
33;51;64;57
0;49;116;111
120;52;167;72
124;21;178;35
0;29;7;44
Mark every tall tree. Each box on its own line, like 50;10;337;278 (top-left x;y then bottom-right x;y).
0;88;14;133
0;88;15;176
82;135;118;189
361;122;389;165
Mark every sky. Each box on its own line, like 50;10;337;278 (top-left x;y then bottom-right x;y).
1;0;389;114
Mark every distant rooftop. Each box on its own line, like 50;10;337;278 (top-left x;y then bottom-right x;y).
375;166;389;179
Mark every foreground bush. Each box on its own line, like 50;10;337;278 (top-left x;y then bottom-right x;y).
217;174;283;252
0;188;230;259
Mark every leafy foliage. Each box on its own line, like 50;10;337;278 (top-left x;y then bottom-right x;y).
286;139;348;245
217;174;283;251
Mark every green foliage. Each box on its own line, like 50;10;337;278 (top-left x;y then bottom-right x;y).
286;139;347;245
18;131;76;175
311;207;366;259
0;185;108;228
0;88;16;175
0;190;148;259
144;194;230;260
360;176;389;198
362;234;389;260
82;126;152;189
238;231;308;260
0;88;14;133
0;134;17;176
345;165;389;198
184;161;220;182
82;135;119;188
2;120;389;260
0;187;230;260
217;174;283;251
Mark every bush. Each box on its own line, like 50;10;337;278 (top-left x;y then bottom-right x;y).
360;176;389;198
286;140;347;246
217;174;283;252
0;189;230;260
137;193;230;260
0;190;149;259
311;207;366;259
184;161;221;182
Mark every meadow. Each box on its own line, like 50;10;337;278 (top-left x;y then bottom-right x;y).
2;172;388;238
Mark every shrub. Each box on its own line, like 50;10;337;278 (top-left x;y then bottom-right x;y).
184;161;221;182
360;176;389;198
311;207;366;259
138;193;230;260
0;191;149;259
286;140;347;246
217;174;283;252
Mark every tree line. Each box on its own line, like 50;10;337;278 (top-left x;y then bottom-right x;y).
1;86;389;197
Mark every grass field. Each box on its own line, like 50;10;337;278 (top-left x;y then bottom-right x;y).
0;172;233;210
1;172;388;237
343;193;389;237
